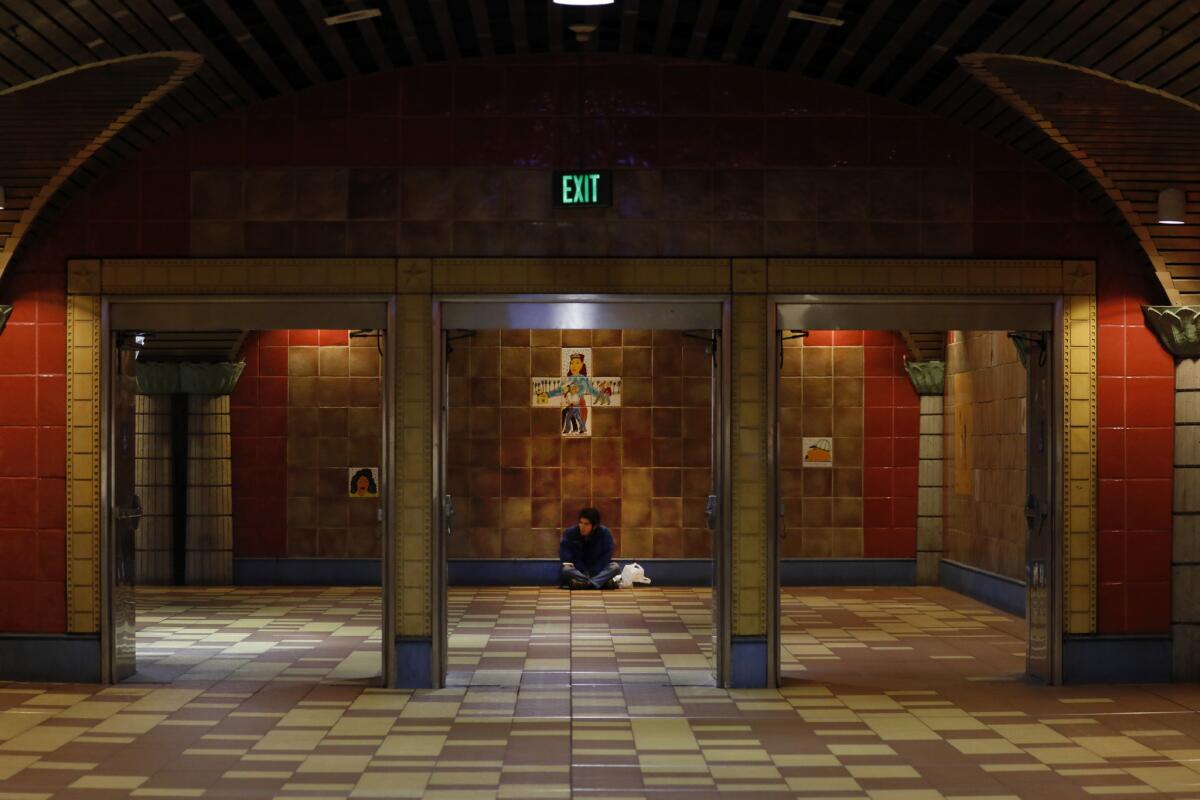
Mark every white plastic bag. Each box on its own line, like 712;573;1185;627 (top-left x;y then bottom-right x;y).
617;562;652;589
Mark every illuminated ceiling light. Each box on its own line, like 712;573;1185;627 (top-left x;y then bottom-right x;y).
788;10;844;26
1158;187;1186;225
553;0;615;6
324;9;382;26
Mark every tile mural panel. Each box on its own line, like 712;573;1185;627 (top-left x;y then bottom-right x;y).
530;347;622;438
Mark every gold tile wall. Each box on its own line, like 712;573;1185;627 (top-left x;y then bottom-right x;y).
286;334;383;559
778;336;865;558
944;330;1027;580
445;329;714;560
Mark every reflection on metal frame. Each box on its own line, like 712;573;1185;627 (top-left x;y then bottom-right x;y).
440;299;724;331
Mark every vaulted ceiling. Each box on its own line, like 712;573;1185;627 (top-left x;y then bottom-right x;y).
961;53;1200;304
0;0;1197;289
0;53;201;279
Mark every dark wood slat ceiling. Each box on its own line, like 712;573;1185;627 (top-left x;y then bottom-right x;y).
960;53;1200;304
0;0;1197;277
902;331;947;362
0;52;202;280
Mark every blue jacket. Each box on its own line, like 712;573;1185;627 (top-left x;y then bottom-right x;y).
559;524;614;577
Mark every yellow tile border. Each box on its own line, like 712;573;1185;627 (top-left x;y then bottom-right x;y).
97;258;399;294
1064;292;1097;634
66;291;101;632
766;258;1087;295
430;258;730;294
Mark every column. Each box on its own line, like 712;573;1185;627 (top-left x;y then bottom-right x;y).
134;395;173;584
186;395;233;585
906;361;945;585
1145;307;1199;679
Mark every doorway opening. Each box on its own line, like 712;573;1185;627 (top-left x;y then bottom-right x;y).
771;297;1060;691
103;299;393;687
435;299;730;688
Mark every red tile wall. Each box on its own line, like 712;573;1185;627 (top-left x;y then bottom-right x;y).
0;237;68;632
0;55;1173;632
230;331;289;558
1096;235;1174;635
862;331;921;557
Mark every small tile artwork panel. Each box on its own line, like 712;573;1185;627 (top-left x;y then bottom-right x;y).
531;347;623;438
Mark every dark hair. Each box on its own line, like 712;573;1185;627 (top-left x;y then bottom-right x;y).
567;352;588;376
579;507;600;525
349;468;378;495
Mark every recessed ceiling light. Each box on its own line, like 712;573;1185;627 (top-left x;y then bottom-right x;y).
553;0;615;5
788;10;844;26
324;9;382;26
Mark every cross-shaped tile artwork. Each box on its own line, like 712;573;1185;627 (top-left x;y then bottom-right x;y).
530;347;622;437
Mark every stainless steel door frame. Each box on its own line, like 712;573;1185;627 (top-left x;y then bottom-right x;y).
775;294;1057;332
766;299;781;688
1023;318;1059;683
715;300;733;685
99;295;397;686
432;294;733;688
769;294;1065;686
431;303;449;689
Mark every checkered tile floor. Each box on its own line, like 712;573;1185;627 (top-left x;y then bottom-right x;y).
448;586;715;687
3;586;1200;797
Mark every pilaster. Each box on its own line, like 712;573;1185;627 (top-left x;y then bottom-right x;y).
1143;307;1200;680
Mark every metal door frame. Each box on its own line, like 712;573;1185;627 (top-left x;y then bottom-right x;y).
99;295;398;686
767;293;1064;687
432;294;733;688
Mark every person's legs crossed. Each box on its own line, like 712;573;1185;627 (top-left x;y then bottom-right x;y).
588;562;621;589
560;564;591;589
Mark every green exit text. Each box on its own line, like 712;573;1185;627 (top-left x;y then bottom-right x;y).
552;170;612;208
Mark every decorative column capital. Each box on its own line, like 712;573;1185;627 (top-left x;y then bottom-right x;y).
1144;306;1200;358
904;360;945;396
0;304;11;336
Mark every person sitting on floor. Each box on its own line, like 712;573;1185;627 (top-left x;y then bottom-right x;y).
559;507;620;590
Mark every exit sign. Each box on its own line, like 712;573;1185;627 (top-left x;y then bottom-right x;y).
553;171;612;208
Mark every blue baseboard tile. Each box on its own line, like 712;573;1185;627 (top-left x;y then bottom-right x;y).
939;559;1025;617
394;638;433;689
1061;636;1171;684
730;637;768;688
234;558;381;586
0;634;101;683
780;559;915;586
448;559;712;587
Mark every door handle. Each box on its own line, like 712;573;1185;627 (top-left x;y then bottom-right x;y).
706;494;718;531
116;495;143;531
443;494;455;537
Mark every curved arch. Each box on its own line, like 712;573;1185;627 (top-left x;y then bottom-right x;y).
0;52;203;283
959;53;1200;304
